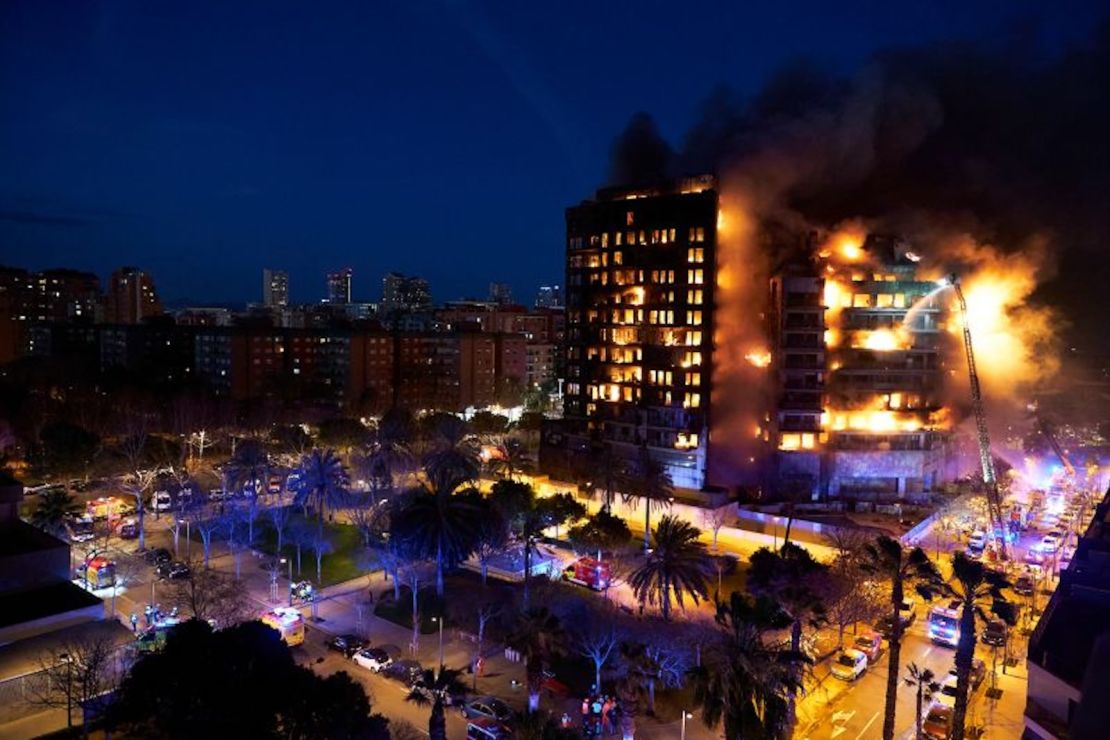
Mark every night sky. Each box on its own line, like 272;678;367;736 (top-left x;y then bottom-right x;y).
1;1;1103;307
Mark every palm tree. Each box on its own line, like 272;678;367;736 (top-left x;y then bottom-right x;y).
422;415;479;496
390;485;482;597
746;542;828;734
225;439;269;496
31;488;81;537
291;449;349;535
937;551;1015;740
859;536;941;740
621;444;673;552
404;667;466;740
628;515;713;621
691;592;805;739
507;607;567;712
904;663;940;740
489;437;527;481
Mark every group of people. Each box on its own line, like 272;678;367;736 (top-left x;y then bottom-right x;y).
571;690;632;738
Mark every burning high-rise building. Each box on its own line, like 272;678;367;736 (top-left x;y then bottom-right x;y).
769;233;954;500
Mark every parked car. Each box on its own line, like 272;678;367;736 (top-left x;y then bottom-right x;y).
155;561;191;580
831;648;868;681
922;703;954;739
144;548;172;566
459;696;515;723
853;632;883;663
967;530;987;554
151;491;173;512
352;647;393;672
944;659;986;691
208;488;226;501
935;672;961;709
383;659;424;687
982;618;1008;647
1013;574;1035;596
326;634;366;658
877;597;918;637
118;517;139;539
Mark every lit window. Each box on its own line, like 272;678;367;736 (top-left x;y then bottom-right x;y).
639;230;646;245
683;392;701;409
688;269;704;285
685;331;702;346
687;247;704;263
876;294;893;308
601;233;609;248
686;310;702;325
626;211;634;226
613;251;623;265
695;227;705;242
779;433;801;451
669;228;676;242
894;294;906;308
852;294;872;308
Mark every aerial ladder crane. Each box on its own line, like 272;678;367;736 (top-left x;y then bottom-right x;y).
1037;418;1076;481
943;274;1009;559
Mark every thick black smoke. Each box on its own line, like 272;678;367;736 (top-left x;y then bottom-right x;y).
609;21;1110;349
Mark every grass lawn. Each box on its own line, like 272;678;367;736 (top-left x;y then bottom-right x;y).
191;506;367;587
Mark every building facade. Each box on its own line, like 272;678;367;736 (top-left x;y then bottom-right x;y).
326;268;353;304
381;272;432;315
104;267;162;325
262;268;289;308
554;176;717;491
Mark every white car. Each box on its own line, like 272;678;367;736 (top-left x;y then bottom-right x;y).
352;647;393;672
1038;532;1062;553
935;673;960;708
151;491;173;512
968;531;986;552
831;648;868;681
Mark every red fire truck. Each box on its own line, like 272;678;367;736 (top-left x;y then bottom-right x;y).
562;557;611;591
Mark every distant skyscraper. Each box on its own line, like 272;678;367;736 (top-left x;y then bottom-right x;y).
105;267;162;325
381;272;432;314
535;285;563;309
488;282;513;306
326;268;353;304
262;268;289;308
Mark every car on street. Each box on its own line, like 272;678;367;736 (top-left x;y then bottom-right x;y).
459;696;515;723
1038;532;1063;553
982;618;1008;647
935;672;961;709
144;548;172;566
325;634;366;658
945;659;986;691
853;633;883;663
155;561;190;580
352;647;393;672
922;703;954;739
383;658;424;687
967;530;987;554
830;648;868;681
208;488;226;501
1023;548;1045;566
1013;573;1036;596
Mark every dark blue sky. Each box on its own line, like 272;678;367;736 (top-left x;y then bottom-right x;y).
1;1;1102;306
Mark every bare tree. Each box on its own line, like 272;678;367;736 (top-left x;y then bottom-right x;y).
168;563;252;627
578;617;620;692
187;505;223;568
109;554;145;621
31;636;125;732
449;594;502;690
823;560;885;648
827;526;875;567
310;526;334;583
289;519;316;577
700;505;732;552
117;412;156;551
268;503;292;552
401;561;425;655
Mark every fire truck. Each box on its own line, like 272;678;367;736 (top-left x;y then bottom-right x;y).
76;555;116;589
260;607;305;647
562;557;611;591
85;496;134;521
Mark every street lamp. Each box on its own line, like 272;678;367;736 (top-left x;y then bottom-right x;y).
432;616;444;669
282;558;292;606
681;710;692;740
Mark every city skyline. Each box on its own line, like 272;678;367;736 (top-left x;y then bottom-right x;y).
3;2;1106;325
